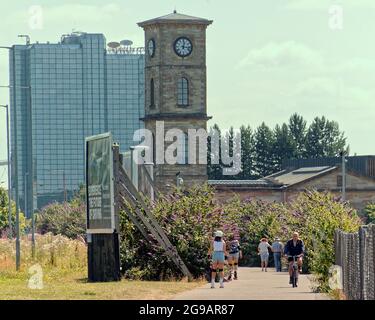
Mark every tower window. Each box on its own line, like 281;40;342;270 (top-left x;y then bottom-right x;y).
177;77;189;106
177;133;189;164
150;78;155;107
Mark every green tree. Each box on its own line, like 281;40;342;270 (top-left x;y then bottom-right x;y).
36;197;86;239
220;127;234;179
363;202;375;224
306;116;347;157
207;123;223;180
239;125;256;179
0;187;27;236
254;122;276;177
288;113;307;158
273;123;296;171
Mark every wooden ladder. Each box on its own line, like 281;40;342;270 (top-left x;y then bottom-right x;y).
113;145;193;281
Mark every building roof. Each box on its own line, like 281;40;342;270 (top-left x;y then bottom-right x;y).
283;155;375;178
138;11;213;27
209;166;338;189
208;179;281;189
265;166;337;187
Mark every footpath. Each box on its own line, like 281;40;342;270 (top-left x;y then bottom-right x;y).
173;267;329;300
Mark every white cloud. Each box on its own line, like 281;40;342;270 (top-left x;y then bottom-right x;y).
333;58;375;73
291;76;374;112
238;41;324;69
293;77;338;97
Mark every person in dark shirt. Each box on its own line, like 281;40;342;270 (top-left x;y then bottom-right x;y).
284;232;305;284
227;238;242;280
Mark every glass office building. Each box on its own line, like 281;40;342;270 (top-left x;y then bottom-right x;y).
9;32;144;216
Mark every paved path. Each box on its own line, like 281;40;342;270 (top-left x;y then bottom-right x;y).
173;267;329;300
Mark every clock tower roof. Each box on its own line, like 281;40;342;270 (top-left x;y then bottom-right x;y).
138;11;213;27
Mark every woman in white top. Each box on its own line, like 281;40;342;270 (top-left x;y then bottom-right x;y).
208;230;228;288
258;237;272;272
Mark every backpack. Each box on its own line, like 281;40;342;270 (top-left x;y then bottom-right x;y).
229;241;240;254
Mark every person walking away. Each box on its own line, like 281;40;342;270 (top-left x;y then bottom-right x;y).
284;232;305;286
227;239;242;280
258;237;272;272
271;237;283;272
208;230;228;288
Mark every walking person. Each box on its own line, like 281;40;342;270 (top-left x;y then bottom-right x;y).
208;230;228;288
271;237;284;272
227;238;243;280
258;237;272;272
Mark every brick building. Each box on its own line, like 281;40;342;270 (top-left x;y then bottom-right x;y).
209;164;375;212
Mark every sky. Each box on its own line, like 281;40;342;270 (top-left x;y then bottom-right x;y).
0;0;375;188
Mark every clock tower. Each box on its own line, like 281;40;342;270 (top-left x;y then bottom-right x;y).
138;11;213;193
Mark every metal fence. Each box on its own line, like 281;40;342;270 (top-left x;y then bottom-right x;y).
335;225;375;300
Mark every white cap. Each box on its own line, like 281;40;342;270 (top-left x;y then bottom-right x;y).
214;230;224;238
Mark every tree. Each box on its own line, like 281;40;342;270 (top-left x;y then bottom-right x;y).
254;122;276;177
363;202;375;224
220;126;235;179
288;113;307;158
306;116;347;157
273;123;295;171
0;187;27;237
36;197;86;239
207;123;223;180
239;125;256;179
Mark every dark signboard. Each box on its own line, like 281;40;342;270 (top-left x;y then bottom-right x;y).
85;133;114;233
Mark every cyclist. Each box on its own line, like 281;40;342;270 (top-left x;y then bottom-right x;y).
284;232;305;285
208;230;228;288
227;238;243;280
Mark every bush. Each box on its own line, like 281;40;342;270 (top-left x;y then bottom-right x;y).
36;198;86;240
0;187;27;237
120;185;361;292
363;202;375;224
289;191;361;291
120;184;221;280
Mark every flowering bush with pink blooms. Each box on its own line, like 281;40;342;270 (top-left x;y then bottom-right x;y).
36;198;86;240
120;185;361;292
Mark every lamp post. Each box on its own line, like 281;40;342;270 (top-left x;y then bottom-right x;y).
1;47;13;240
31;183;43;259
341;151;347;201
0;104;12;238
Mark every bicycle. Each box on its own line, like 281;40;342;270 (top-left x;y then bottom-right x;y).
288;255;301;288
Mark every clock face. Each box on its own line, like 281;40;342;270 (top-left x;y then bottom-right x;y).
148;39;155;57
174;37;193;57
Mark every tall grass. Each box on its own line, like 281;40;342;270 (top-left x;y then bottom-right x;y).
0;233;87;279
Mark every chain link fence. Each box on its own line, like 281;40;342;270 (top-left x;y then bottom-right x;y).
335;225;375;300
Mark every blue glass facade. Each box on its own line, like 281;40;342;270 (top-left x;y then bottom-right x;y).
9;33;145;216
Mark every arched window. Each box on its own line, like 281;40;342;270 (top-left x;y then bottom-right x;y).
150;78;155;107
177;77;189;106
